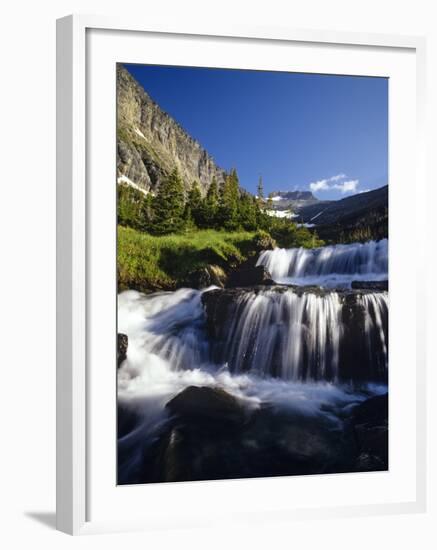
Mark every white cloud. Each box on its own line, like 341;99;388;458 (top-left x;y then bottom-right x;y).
334;179;359;194
309;174;359;195
329;173;347;182
309;179;330;192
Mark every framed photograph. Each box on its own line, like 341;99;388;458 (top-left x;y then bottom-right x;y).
56;15;427;535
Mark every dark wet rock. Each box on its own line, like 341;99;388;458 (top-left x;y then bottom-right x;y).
130;400;359;484
351;280;388;291
351;393;388;425
227;265;275;288
350;393;388;471
118;386;389;484
186;264;227;289
117;402;140;439
239;406;356;476
149;386;249;482
166;386;245;426
117;333;128;368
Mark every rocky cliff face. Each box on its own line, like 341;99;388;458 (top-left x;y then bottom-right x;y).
117;65;226;194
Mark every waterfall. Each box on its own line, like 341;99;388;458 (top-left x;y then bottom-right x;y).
360;292;389;372
117;284;388;482
118;288;210;376
257;239;388;287
205;288;388;383
118;247;389;391
216;290;342;380
117;241;389;484
118;287;388;395
118;287;388;386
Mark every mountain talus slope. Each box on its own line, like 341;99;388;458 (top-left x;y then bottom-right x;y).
117;65;226;194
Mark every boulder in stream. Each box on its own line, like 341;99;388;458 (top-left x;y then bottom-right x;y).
349;393;388;471
117;333;128;368
135;391;358;483
351;280;388;291
186;264;227;289
166;385;246;426
227;265;275;288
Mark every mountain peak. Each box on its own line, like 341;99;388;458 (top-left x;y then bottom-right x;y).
271;190;316;201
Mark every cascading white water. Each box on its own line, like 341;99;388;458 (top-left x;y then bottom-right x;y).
117;288;211;386
117;285;388;482
117;241;389;483
257;239;388;287
209;288;388;382
118;285;388;390
117;289;379;414
218;290;342;381
360;292;389;368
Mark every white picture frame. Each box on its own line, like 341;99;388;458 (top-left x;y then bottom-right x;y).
56;14;427;535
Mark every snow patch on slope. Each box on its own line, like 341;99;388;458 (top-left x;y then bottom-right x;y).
117;175;149;195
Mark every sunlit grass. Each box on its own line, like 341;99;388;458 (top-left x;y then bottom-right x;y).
117;226;258;292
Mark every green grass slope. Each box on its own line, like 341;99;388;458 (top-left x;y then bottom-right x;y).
117;226;264;292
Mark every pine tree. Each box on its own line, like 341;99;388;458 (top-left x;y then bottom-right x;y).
257;175;264;201
182;202;196;231
152;168;185;234
218;170;239;230
256;176;268;213
186;180;203;227
117;183;152;231
204;177;219;227
238;193;257;230
256;199;272;231
118;184;138;228
137;192;154;232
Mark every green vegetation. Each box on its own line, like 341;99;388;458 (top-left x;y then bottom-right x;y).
118;226;265;291
118;168;323;243
117;168;324;291
153;168;185;234
269;222;324;249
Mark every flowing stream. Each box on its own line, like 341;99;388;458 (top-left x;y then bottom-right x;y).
257;238;388;287
117;240;389;481
118;287;387;421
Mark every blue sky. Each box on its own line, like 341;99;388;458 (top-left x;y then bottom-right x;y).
123;64;388;200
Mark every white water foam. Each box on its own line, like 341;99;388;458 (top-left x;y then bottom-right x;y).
257;239;388;288
118;289;387;426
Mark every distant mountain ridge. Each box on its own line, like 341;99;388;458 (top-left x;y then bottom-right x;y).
296;186;388;225
272;190;316;201
266;185;388;242
269;189;320;212
117;65;226;195
297;186;389;243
